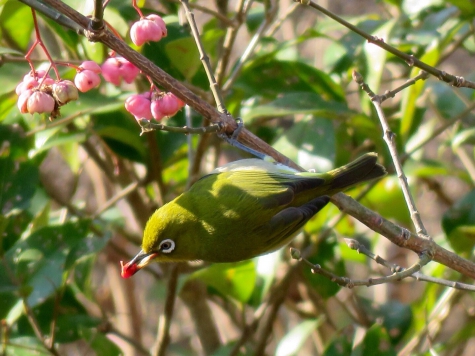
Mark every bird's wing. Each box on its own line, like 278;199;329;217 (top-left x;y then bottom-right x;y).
263;196;330;251
216;170;327;209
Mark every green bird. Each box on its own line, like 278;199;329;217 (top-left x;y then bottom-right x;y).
121;153;386;278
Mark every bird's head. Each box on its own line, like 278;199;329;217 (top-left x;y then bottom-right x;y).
120;238;176;278
120;202;196;278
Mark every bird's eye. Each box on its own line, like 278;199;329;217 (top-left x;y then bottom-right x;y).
158;239;175;253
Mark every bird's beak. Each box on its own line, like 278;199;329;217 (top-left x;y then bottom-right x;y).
120;250;158;278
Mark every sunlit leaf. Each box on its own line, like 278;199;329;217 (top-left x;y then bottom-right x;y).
188;260;256;303
442;190;475;255
276;319;322;356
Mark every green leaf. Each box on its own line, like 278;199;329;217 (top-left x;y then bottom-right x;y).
243;93;348;122
0;158;39;215
95;126;146;159
400;41;439;140
188;260;256;303
5;220;90;309
353;324;396;356
0;1;34;50
302;237;345;299
323;335;352;356
30;131;87;157
445;0;475;17
273;116;335;172
378;301;412;344
80;327;123;356
452;127;475;149
237;60;346;102
165;37;201;81
362;19;397;112
0;62;30;96
275;319;322;356
4;337;49;355
442;189;475;255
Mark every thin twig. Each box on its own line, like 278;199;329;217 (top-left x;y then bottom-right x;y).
223;2;278;91
299;0;475;89
353;71;431;240
345;239;475;291
214;0;247;86
291;247;432;287
153;264;179;356
179;0;228;113
91;182;139;219
22;300;60;356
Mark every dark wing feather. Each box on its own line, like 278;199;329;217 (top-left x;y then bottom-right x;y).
263;196;330;251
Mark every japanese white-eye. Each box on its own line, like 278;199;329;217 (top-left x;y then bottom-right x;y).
121;153;386;278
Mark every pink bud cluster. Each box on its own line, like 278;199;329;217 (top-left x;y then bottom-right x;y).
125;92;184;121
75;61;102;92
16;61;103;116
101;57;140;86
16;71;77;115
130;14;167;46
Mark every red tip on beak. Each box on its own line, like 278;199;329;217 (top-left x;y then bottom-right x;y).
120;260;139;279
120;250;159;278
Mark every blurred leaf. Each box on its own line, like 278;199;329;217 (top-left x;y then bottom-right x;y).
15;287;101;343
80;327;123;356
188;260;256;303
302;237;344;299
353;324;396;356
400;41;439;140
323;334;352;356
273;116;335;172
0;157;39;215
95;126;146;159
445;0;475;16
363;19;397;98
0;1;34;50
30;131;87;157
275;319;322;356
165;37;201;81
361;176;412;227
452;127;475;149
236;59;346;102
143;18;204;82
378;301;412;344
0;62;30;96
243;93;348;123
442;189;475;255
4;337;48;355
5;220;90;309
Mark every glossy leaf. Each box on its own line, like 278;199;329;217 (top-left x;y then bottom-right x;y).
273;116;336;172
442;190;475;255
276;319;322;356
188;260;256;303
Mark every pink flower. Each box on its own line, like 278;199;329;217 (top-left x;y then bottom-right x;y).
130;14;167;46
151;92;185;119
151;99;165;120
16;77;39;95
75;70;101;92
52;80;79;105
17;89;33;113
23;69;49;81
125;93;152;120
101;57;140;86
27;91;55;114
79;61;102;74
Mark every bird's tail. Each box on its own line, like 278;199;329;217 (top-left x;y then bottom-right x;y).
327;153;387;193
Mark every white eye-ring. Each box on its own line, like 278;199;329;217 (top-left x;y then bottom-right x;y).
159;239;175;253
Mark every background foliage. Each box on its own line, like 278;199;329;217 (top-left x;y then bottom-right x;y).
1;0;475;355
